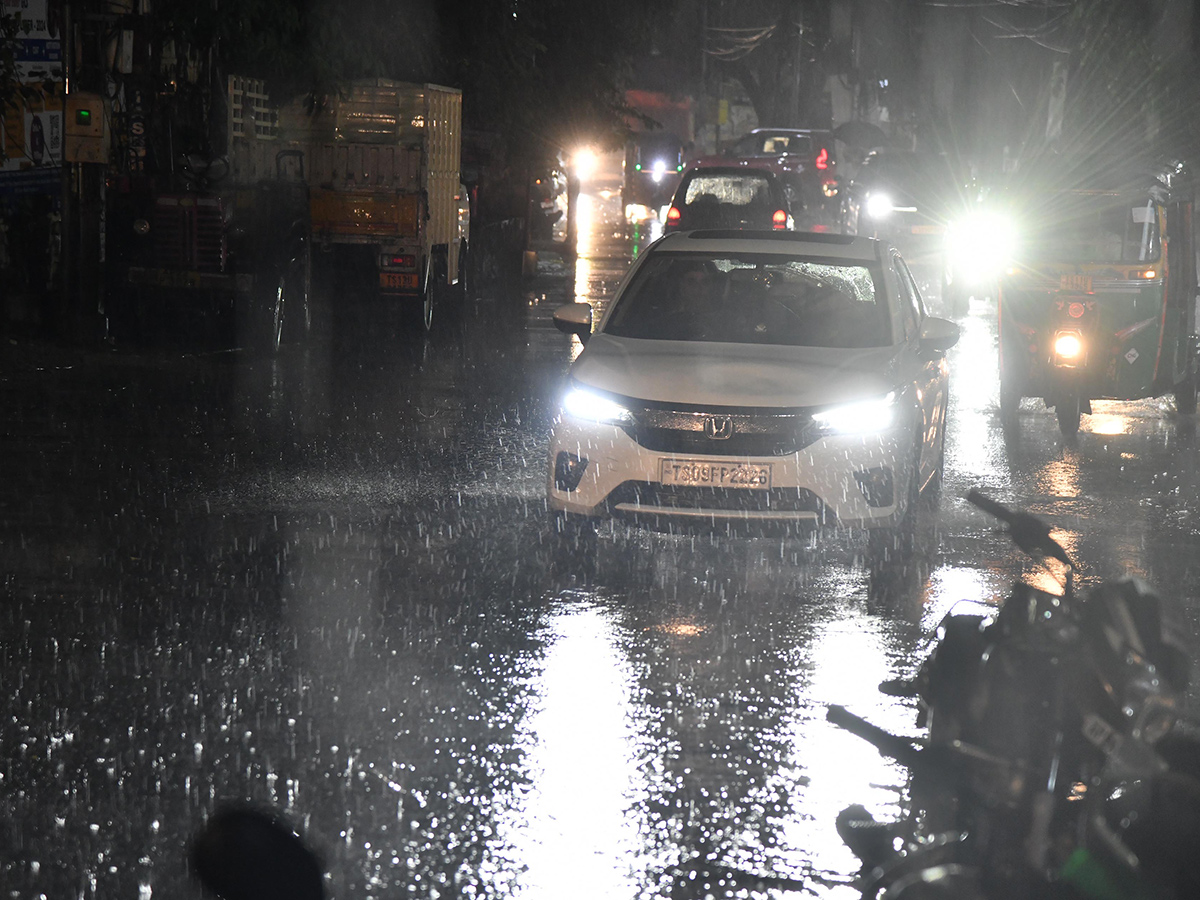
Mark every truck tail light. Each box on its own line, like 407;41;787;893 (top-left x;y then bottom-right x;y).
382;254;416;269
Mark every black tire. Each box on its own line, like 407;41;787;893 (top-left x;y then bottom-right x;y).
457;241;471;302
1056;392;1081;437
866;449;922;566
413;261;435;333
1174;368;1197;415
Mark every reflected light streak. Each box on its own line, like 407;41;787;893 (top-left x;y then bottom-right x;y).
952;317;1010;483
575;191;595;258
780;608;911;880
498;606;641;898
573;254;594;307
920;567;997;633
1033;453;1081;502
1083;411;1135;436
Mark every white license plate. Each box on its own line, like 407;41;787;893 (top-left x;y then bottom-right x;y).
660;460;772;489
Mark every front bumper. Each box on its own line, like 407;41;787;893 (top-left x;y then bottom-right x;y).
546;416;918;529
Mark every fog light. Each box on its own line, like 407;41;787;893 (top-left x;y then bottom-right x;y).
854;467;895;508
1053;331;1084;367
554;451;589;492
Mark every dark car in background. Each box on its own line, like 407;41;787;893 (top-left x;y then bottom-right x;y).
663;165;795;234
709;127;841;228
841;148;985;312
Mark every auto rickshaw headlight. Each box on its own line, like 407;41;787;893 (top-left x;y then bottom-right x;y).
1053;331;1085;367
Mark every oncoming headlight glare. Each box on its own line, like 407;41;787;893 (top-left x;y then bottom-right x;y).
563;387;634;425
865;193;895;219
812;392;897;434
947;211;1017;281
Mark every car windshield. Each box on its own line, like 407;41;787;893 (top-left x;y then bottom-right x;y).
732;132;813;157
604;252;889;347
1022;195;1160;264
681;173;779;208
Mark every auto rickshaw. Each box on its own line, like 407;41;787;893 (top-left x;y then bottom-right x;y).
996;161;1198;436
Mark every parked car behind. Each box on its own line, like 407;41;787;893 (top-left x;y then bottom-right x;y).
663;165;795;234
546;230;961;547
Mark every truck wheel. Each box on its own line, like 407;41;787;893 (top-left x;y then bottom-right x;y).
415;260;436;332
1174;368;1197;415
457;241;471;302
265;273;286;354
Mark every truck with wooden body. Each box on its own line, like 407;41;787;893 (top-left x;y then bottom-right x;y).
277;80;467;329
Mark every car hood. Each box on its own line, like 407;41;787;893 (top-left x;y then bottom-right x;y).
570;334;904;409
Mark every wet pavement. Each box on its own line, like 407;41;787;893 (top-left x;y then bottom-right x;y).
2;165;1200;899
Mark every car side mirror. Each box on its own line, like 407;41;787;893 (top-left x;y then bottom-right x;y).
919;316;961;354
552;302;593;344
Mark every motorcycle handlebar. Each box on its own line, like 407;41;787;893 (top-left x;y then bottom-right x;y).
827;704;923;768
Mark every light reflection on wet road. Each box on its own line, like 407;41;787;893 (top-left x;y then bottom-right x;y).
1;162;1199;899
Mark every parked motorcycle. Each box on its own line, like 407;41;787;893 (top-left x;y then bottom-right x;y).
830;489;1200;899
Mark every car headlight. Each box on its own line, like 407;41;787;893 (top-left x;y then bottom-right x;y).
562;386;634;425
812;392;897;434
865;193;895;219
650;159;668;183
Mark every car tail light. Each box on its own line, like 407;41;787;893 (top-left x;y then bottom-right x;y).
666;206;682;224
772;209;788;229
815;147;829;170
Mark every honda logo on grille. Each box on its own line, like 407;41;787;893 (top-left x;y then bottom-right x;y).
703;416;735;440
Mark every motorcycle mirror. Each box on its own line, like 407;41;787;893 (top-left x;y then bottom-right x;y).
191;805;324;900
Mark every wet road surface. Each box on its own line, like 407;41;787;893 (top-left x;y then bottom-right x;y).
2;166;1200;899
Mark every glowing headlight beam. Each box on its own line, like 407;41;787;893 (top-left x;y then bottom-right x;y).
812;392;897;434
1053;332;1084;363
563;388;634;425
865;193;895;219
572;147;599;181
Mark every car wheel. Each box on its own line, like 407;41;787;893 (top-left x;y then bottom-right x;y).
866;449;923;565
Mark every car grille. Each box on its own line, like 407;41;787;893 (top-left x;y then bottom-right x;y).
623;407;821;457
608;482;832;524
